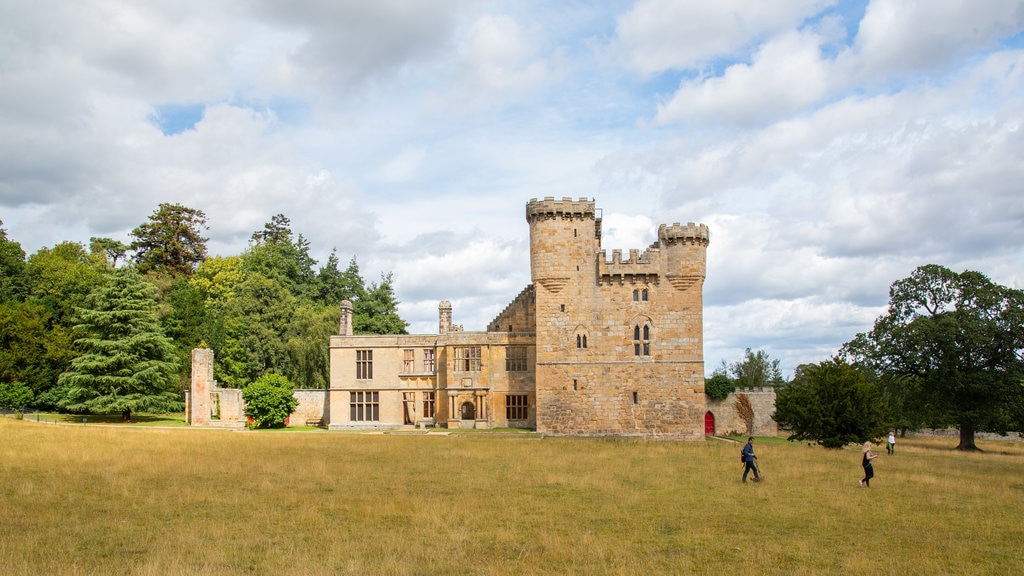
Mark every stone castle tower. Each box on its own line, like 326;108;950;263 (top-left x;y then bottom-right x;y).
526;197;710;438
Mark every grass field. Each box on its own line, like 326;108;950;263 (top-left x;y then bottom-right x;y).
1;417;1022;575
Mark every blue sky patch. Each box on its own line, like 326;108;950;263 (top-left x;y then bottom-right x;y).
152;103;205;135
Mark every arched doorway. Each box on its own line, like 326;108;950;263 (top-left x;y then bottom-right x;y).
704;411;715;436
460;401;476;420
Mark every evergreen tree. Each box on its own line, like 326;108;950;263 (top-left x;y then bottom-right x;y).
354;273;408;335
245;214;317;298
774;358;890;449
130;203;209;275
56;268;182;420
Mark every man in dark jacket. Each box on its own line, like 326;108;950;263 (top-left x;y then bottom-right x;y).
742;437;761;483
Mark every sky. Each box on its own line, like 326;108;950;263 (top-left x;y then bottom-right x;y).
2;0;1023;378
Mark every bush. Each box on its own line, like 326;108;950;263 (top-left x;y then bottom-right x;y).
242;374;298;429
0;381;34;414
705;373;735;400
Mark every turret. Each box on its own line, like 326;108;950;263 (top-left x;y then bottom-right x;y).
439;300;452;334
659;222;710;291
525;197;598;293
339;300;354;336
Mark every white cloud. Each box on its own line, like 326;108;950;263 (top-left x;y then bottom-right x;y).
614;0;835;73
2;0;1022;379
655;29;833;126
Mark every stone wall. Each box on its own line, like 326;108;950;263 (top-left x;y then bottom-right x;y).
705;388;777;436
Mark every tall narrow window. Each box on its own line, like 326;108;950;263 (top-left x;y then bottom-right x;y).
423;391;435;418
633;324;651;357
633;289;639;301
356;350;373;379
403;349;414;373
455;346;481;371
506;346;528;372
422;349;435;372
576;333;588;349
642;288;649;301
350;391;379;421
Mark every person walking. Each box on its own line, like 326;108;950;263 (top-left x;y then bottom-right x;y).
887;432;895;455
741;436;761;483
860;441;878;487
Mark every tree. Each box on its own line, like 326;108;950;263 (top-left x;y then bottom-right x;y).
845;265;1024;451
704;371;735;400
130;203;209;275
242;373;298;428
0;220;27;302
311;251;364;307
245;214;317;298
730;348;785;388
0;380;33;414
89;237;129;267
773;358;890;449
0;301;76;407
56;268;182;420
354;273;408;335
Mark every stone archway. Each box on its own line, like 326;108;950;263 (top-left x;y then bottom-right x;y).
460;401;476;420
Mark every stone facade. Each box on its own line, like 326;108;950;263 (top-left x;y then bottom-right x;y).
705;388;778;437
188;198;742;439
326;197;711;438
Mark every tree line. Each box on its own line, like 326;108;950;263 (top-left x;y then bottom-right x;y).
712;265;1024;451
0;204;408;419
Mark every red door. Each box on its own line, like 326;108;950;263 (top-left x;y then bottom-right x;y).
704;411;715;436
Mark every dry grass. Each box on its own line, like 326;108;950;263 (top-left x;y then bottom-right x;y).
1;418;1022;575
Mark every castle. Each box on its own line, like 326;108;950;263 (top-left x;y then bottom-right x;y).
326;197;711;438
187;197;773;439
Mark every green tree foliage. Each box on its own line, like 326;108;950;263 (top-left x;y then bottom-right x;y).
704;372;735;400
0;380;33;413
0;301;76;407
130;203;209;275
774;358;890;449
242;373;298;428
843;264;1024;451
56;268;182;420
24;242;107;326
311;252;365;307
0;221;27;302
89;237;129;267
245;214;317;298
354;273;408;335
730;348;785;388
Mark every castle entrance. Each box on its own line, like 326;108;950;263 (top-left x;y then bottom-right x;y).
460;402;476;420
704;411;715;436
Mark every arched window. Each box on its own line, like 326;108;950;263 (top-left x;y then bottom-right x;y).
632;289;639;301
576;333;588;349
641;288;649;301
633;322;651;356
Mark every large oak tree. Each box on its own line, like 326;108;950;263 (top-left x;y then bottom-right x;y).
845;265;1024;451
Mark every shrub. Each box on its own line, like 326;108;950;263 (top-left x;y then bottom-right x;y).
242;374;298;429
0;381;34;414
705;373;735;400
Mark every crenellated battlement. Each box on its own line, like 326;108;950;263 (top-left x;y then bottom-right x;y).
597;247;661;279
659;222;710;246
526;197;596;223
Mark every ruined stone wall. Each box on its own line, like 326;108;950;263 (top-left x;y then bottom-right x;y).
706;388;777;436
